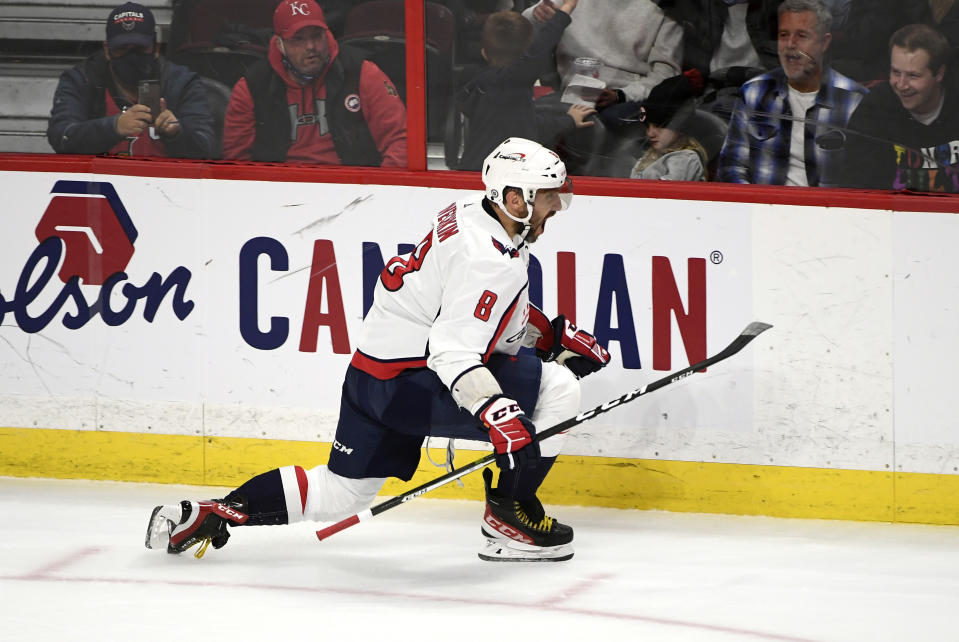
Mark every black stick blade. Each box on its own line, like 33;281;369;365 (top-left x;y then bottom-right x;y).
742;321;773;337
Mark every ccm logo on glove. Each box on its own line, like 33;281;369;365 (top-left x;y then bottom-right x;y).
475;394;540;470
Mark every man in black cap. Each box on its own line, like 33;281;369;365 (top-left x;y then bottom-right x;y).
47;2;215;158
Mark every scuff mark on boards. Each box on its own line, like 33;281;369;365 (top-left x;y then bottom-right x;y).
292;195;373;237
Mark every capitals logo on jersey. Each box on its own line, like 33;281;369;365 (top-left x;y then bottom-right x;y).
491;236;519;259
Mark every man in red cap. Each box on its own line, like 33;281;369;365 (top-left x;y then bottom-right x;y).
222;0;407;166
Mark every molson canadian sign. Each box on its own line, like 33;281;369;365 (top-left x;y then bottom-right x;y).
0;174;752;443
4;180;738;375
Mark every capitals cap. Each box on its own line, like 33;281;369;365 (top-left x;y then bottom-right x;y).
106;2;156;48
274;0;329;40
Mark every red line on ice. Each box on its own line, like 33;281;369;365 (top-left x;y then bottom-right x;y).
16;546;101;580
1;572;820;642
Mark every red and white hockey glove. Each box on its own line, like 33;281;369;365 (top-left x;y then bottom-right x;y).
532;312;611;379
475;394;540;470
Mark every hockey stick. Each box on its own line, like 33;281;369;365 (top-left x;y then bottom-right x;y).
316;321;772;541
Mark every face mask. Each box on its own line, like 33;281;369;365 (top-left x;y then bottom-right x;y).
110;51;158;86
280;53;329;83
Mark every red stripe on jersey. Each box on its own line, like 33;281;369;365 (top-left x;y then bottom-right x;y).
294;465;308;513
482;287;524;363
351;350;428;380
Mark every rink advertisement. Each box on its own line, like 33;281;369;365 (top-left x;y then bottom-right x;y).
0;173;752;445
2;170;958;524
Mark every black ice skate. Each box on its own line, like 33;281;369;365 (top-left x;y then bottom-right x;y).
144;499;248;558
479;467;574;562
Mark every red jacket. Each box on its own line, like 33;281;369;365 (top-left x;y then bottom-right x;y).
223;33;407;166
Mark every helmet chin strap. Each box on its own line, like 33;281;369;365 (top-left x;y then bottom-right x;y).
506;211;532;240
503;190;534;239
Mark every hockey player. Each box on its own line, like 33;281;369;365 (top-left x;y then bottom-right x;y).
145;137;610;562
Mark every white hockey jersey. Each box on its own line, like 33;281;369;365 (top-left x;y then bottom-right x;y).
353;194;531;396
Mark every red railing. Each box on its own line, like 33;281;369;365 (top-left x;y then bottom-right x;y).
405;0;427;172
4;152;959;214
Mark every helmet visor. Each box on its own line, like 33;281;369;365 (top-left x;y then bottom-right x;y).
558;177;574;210
536;177;574;212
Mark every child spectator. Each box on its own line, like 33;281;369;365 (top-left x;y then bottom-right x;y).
455;1;595;171
631;72;709;181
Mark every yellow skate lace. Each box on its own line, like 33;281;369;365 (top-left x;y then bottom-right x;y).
192;538;212;559
514;503;554;533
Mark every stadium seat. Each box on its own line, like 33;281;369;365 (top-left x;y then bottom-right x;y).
340;0;455;141
168;0;275;89
198;75;232;159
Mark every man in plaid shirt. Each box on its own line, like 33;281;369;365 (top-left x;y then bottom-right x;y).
717;0;867;187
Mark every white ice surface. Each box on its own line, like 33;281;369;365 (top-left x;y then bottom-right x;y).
2;476;959;642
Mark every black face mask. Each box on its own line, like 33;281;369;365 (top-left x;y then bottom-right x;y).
110;51;158;86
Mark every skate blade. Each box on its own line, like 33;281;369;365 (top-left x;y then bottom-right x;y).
144;504;181;551
478;538;574;562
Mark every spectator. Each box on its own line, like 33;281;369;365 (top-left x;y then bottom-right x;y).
630;72;709;181
662;0;780;115
917;0;959;60
521;0;683;129
664;0;781;119
928;0;959;26
841;24;959;192
717;0;867;187
830;0;927;83
222;0;407;166
822;0;853;31
47;2;215;158
455;2;595;171
441;0;527;66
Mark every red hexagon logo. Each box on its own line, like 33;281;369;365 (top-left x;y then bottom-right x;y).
35;181;138;286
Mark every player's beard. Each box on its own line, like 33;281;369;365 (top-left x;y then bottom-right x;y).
526;211;554;243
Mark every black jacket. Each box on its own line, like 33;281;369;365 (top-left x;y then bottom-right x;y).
242;45;382;165
830;0;928;83
662;0;779;82
47;50;216;159
841;80;959;192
